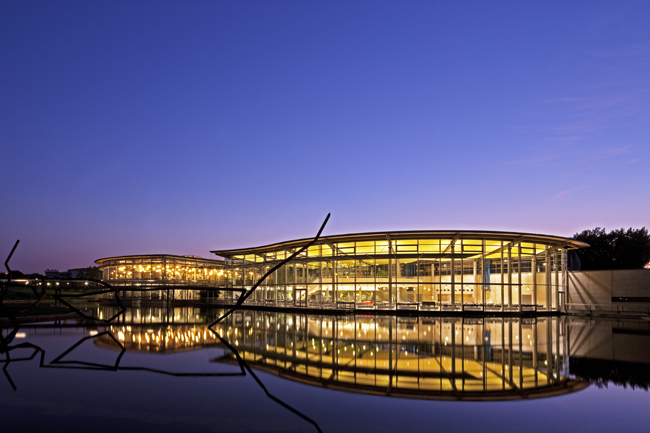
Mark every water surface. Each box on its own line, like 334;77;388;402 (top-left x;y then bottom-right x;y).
2;308;649;432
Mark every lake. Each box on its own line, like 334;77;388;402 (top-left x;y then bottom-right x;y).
2;307;649;432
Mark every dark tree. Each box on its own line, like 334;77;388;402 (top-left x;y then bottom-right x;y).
611;227;650;269
76;266;102;280
573;227;650;270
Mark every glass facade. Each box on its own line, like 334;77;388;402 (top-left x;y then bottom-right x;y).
95;255;226;301
213;232;587;312
96;255;225;285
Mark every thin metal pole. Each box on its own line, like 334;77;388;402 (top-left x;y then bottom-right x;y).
500;243;505;312
507;246;512;310
518;244;522;311
546;247;551;311
532;249;537;311
451;244;456;310
555;250;560;311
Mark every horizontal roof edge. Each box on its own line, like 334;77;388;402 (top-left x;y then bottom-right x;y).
211;230;589;257
95;254;224;265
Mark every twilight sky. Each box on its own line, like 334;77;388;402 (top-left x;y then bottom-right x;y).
2;1;649;273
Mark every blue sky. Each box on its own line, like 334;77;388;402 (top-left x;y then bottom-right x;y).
2;1;649;273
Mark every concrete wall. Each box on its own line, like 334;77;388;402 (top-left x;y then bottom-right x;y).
568;269;650;310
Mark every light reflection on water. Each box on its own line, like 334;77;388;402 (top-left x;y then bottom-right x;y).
2;307;650;432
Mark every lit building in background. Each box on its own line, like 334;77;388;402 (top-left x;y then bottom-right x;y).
212;231;588;312
95;254;225;301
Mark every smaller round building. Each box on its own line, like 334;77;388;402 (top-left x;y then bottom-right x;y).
95;254;226;301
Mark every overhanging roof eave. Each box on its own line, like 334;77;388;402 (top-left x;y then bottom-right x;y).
95;254;225;265
210;230;589;258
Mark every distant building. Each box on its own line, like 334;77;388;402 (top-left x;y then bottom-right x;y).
67;268;88;279
44;268;93;279
44;269;71;279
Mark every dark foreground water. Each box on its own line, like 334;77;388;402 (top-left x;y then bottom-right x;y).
2;307;650;433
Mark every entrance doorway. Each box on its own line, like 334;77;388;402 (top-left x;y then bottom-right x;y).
295;288;307;307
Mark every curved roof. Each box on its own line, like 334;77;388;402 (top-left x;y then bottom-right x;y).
95;254;223;265
211;229;589;257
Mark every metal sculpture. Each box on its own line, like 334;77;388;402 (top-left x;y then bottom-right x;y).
209;213;330;328
1;240;127;324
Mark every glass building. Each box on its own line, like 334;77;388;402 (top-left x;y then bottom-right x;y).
212;231;588;312
96;254;225;285
95;254;226;301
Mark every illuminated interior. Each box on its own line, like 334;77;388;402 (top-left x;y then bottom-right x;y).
96;255;225;283
95;254;226;301
212;231;588;312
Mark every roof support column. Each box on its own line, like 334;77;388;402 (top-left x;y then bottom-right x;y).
500;243;505;313
532;252;537;312
518;244;522;312
319;260;323;304
561;249;568;312
554;249;560;312
460;254;464;312
388;237;393;309
334;257;338;306
482;239;487;310
546;247;551;311
473;259;478;306
507;246;512;310
451;244;455;310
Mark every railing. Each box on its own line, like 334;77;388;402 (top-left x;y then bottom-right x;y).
396;302;419;310
567;303;650;315
198;296;566;314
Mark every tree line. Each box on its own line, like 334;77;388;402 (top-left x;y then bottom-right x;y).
573;227;650;271
2;266;101;280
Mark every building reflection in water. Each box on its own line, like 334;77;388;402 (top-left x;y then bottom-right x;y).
96;324;222;353
96;306;210;325
212;313;584;400
96;308;589;400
